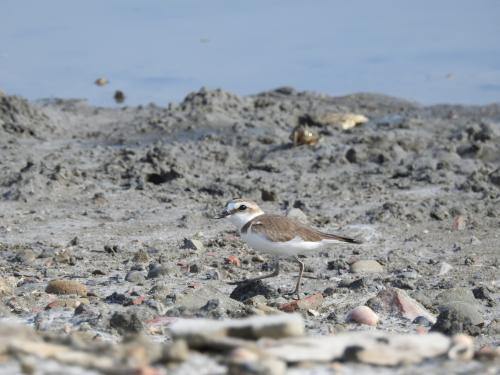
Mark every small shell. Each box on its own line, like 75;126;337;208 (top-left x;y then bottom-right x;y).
347;306;379;326
316;113;368;130
94;78;109;86
46;280;87;296
290;126;320;146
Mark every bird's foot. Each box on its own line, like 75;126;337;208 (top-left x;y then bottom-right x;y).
283;289;301;300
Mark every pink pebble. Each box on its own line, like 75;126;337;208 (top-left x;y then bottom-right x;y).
347;306;379;326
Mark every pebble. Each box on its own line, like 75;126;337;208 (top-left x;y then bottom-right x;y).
347;306;379;326
46;280;87;296
438;262;453;275
260;189;277;202
448;334;474;360
182;238;204;251
189;263;200;273
126;270;146;284
147;264;170;279
452;215;466;230
0;277;13;296
412;316;433;327
278;293;324;313
225;255;241;267
109;311;143;334
472;286;495;306
132;249;150;263
350;260;384;274
229;280;279;302
431;304;483;336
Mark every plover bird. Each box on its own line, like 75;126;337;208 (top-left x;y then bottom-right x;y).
216;198;361;298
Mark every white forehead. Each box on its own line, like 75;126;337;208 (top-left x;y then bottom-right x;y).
227;201;240;211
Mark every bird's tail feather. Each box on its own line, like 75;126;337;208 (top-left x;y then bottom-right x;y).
319;232;362;244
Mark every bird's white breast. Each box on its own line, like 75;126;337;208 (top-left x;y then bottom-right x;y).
241;231;326;258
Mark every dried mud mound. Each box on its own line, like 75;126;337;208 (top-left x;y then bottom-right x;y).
0;88;499;374
0;93;54;138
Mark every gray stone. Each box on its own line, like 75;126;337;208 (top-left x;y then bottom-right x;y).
435;287;478;307
431;303;484;336
182;238;204;251
125;270;146;284
367;287;436;323
147;263;170;279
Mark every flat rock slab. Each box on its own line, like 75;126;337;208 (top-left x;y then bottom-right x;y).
350;260;385;274
261;331;451;366
170;314;305;345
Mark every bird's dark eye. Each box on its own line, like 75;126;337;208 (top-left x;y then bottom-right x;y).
238;205;247;211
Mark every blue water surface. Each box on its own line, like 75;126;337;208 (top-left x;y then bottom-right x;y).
0;0;499;106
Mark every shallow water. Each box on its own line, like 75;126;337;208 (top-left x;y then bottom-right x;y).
1;0;499;106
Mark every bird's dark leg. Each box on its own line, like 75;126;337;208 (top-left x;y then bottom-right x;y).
227;259;279;285
285;256;305;299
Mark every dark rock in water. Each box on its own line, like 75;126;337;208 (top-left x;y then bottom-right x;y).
431;306;483;336
230;280;279;302
109;311;143;334
274;86;296;95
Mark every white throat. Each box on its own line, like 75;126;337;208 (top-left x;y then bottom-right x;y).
227;211;263;232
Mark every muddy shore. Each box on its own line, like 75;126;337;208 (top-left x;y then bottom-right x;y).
0;88;499;374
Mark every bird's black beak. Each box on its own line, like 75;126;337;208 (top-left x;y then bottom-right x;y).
214;209;231;219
